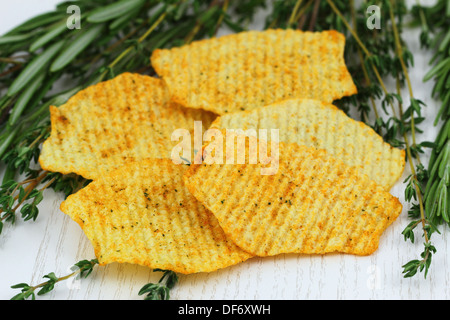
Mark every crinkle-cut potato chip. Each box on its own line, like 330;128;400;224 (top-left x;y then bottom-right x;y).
60;158;253;274
151;29;357;115
39;72;217;180
210;98;405;190
183;135;403;257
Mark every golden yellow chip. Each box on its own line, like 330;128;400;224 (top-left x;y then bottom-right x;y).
183;134;403;257
60;158;253;274
151;29;357;115
39;72;217;180
211;98;405;190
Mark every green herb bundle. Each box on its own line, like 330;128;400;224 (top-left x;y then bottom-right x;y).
412;0;449;229
1;0;447;299
402;0;450;278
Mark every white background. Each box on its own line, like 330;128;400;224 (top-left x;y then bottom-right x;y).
0;0;448;300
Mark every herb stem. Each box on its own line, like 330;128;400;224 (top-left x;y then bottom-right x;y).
0;64;22;78
396;76;429;243
10;171;47;212
389;0;418;147
288;0;304;27
184;0;222;44
88;19;147;68
11;259;98;300
294;0;314;26
388;2;429;245
27;128;50;150
0;57;24;65
0;170;47;222
349;0;379;121
38;176;56;192
104;10;168;77
325;0;369;57
308;0;320;31
326;0;398;118
138;12;168;44
213;0;230;36
26;271;75;294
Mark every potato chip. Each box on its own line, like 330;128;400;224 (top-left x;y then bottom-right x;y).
39;72;217;180
183;135;403;257
60;158;253;274
151;29;357;115
211;98;405;190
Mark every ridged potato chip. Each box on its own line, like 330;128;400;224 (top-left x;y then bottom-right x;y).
211;98;405;190
39;72;217;180
183;135;403;257
60;158;253;274
151;29;357;115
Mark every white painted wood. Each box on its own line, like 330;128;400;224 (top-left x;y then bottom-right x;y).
0;0;448;300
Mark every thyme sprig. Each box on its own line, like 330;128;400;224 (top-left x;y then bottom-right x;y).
10;260;178;300
10;259;98;300
138;269;179;300
387;0;437;278
0;170;47;231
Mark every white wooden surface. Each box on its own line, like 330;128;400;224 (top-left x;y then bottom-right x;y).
0;0;448;300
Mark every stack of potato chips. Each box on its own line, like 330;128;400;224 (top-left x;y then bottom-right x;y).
39;29;404;275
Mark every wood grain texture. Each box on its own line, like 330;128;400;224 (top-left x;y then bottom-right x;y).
0;0;449;300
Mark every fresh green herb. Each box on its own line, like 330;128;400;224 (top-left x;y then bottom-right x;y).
412;0;450;225
10;259;98;300
138;269;179;300
10;259;178;300
403;0;450;278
